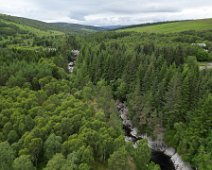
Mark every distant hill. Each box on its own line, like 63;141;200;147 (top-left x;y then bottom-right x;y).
0;15;63;37
0;13;103;34
49;22;104;33
101;25;123;30
116;18;212;33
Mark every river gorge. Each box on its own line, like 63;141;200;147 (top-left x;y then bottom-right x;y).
116;101;192;170
68;51;193;170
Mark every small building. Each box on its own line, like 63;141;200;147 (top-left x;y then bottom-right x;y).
48;47;57;52
191;43;207;48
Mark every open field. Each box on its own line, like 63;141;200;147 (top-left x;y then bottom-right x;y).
118;18;212;33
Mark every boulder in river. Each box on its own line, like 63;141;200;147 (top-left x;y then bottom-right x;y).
171;153;192;170
125;136;137;143
164;147;176;157
130;128;138;137
123;119;133;128
120;113;128;120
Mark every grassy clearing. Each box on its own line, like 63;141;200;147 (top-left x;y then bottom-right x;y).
118;18;212;33
7;44;43;51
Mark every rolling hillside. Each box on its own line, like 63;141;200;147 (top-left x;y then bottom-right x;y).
0;13;103;34
117;18;212;33
0;13;104;52
0;15;63;36
0;14;67;54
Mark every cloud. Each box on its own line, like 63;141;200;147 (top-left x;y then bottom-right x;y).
0;0;212;26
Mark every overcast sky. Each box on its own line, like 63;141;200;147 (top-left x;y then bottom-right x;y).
0;0;212;26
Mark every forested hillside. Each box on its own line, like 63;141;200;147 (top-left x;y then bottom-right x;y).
73;30;212;169
0;14;103;34
0;14;212;170
0;16;160;170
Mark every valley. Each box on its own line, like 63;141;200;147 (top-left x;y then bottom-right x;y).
0;13;211;170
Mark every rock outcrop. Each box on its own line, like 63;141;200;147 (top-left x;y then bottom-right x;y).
67;50;80;72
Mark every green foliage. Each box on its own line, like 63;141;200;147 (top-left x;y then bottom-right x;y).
44;133;62;160
13;155;35;170
0;142;15;170
108;147;129;170
147;162;160;170
196;48;210;61
131;141;151;170
73;31;211;169
44;153;67;170
0;14;211;170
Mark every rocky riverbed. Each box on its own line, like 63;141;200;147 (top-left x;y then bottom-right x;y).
116;101;192;170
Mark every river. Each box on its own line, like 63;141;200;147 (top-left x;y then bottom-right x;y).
117;101;192;170
67;51;192;170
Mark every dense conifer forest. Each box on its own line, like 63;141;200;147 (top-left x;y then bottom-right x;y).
0;14;212;170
